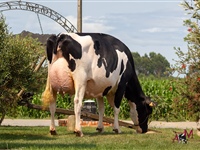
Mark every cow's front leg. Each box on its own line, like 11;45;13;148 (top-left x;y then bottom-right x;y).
128;101;142;133
113;106;121;134
49;101;57;135
96;97;105;133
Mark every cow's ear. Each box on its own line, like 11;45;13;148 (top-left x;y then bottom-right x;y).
144;97;157;107
46;34;57;63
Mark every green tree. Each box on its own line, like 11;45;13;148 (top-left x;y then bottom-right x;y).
149;52;170;77
132;52;170;77
0;14;46;124
132;52;142;75
0;15;8;50
172;0;200;118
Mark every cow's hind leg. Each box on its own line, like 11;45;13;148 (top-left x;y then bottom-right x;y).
96;97;105;133
49;101;57;135
113;106;121;134
73;84;86;137
74;96;83;137
107;94;122;134
112;78;129;134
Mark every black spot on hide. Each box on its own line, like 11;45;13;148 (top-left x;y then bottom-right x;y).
56;34;82;71
103;86;112;96
94;40;100;51
68;59;76;72
120;60;124;75
77;33;124;78
46;34;57;63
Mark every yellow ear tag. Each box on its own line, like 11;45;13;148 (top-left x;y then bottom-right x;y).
149;102;154;107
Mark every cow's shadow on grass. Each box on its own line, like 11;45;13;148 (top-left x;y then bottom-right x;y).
0;142;96;150
0;132;96;149
0;126;134;149
82;127;135;137
0;133;54;140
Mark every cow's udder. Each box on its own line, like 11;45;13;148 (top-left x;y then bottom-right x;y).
49;58;75;95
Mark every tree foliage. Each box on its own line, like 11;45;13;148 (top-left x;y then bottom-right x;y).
172;0;200;118
0;15;8;50
0;14;46;124
132;52;170;77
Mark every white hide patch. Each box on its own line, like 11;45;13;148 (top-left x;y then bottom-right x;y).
128;101;139;126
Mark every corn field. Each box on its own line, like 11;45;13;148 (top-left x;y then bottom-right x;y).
17;77;194;121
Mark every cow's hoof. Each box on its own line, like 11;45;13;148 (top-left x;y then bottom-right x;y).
136;128;143;134
113;129;121;134
74;130;83;137
135;125;142;133
50;130;57;135
96;127;104;133
197;128;200;137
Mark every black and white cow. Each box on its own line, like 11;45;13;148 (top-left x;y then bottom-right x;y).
42;33;155;137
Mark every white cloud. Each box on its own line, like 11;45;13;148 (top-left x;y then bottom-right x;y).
83;21;114;33
66;15;77;28
140;27;178;33
15;14;115;34
140;27;161;33
66;15;115;33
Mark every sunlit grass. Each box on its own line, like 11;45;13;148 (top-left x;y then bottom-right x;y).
0;126;200;150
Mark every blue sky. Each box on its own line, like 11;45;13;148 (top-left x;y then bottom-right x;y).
0;0;190;65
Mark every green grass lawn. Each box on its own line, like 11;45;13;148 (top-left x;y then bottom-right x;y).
0;126;200;150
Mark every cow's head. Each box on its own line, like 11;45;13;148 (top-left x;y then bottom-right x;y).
136;97;156;133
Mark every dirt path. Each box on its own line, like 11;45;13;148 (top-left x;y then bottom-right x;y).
1;119;199;130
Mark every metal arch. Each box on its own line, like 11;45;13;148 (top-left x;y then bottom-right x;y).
0;1;78;33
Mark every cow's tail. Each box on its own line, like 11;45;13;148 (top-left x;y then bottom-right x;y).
42;75;55;108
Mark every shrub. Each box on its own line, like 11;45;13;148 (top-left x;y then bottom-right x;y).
171;1;200;120
0;14;46;123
